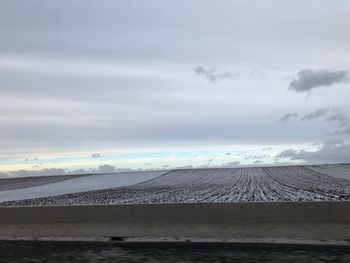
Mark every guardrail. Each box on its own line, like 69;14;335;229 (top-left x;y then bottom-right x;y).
0;202;350;244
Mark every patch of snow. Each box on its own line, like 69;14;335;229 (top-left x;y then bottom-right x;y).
306;164;350;180
0;171;166;202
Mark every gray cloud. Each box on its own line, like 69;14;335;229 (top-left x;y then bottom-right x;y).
329;127;350;136
91;153;103;158
276;149;298;159
302;108;329;121
336;127;350;135
276;139;350;164
194;66;239;83
288;69;349;92
279;113;298;123
326;112;348;125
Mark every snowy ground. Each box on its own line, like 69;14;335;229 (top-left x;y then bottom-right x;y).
0;171;166;203
0;174;89;191
306;164;350;180
1;165;350;207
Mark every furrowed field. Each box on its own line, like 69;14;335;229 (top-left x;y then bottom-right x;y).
1;165;350;207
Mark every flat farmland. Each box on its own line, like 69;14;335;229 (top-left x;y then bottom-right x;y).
1;165;350;207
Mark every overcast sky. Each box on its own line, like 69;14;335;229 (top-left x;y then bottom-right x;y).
0;0;349;176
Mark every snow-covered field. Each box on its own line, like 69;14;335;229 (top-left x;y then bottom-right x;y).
0;171;166;203
306;164;350;180
1;165;350;207
0;174;89;191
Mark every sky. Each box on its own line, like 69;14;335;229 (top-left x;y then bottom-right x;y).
0;0;350;176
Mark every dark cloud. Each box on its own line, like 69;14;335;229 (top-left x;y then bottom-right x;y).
302;108;329;121
225;152;231;155
253;160;263;164
276;139;350;164
288;69;349;92
91;153;103;158
279;113;298;123
193;66;239;83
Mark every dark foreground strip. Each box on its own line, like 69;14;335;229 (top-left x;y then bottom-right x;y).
0;240;350;263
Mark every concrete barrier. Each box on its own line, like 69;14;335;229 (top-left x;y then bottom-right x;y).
0;202;350;244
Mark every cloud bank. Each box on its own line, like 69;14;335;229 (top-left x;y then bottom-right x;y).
277;139;350;164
